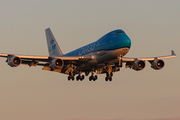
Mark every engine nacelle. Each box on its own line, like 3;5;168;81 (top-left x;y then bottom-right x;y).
132;60;146;71
151;59;165;70
7;56;21;67
49;58;64;69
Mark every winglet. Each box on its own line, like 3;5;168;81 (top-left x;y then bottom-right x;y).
171;50;176;56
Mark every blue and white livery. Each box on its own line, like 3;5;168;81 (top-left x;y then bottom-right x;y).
0;28;176;81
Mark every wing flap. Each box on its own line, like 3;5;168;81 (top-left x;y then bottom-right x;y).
21;60;39;66
42;66;62;73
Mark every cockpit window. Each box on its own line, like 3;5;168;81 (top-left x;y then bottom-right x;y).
116;31;125;34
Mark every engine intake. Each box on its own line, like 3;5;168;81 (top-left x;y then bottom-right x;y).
151;59;165;70
132;60;146;71
7;56;21;67
49;58;64;69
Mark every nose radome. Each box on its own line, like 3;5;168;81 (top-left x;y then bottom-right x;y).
122;36;131;48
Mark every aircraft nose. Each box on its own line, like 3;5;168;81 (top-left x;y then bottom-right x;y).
122;36;131;48
125;37;131;48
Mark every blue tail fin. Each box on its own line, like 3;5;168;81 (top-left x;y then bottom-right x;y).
45;28;63;56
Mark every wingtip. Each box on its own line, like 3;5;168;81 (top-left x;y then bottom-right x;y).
171;50;176;56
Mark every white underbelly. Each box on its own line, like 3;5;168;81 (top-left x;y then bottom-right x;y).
95;47;130;63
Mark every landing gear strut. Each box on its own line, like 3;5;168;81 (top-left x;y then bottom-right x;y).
68;72;74;81
66;64;76;81
117;54;123;67
105;72;113;81
104;64;113;82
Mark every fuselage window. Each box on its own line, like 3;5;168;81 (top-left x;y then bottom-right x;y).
116;31;125;34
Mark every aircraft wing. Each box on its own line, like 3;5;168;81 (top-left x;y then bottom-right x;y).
0;53;93;66
121;50;176;62
0;53;49;61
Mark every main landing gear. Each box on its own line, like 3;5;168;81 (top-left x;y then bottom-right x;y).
76;74;85;81
89;75;97;81
68;74;85;81
68;72;85;81
68;72;75;81
105;72;113;81
67;64;117;81
89;68;98;81
76;71;85;81
66;64;76;81
104;64;113;82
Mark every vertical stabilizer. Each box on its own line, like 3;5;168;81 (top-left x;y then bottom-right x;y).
45;28;63;56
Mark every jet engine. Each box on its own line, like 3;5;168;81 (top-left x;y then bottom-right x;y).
132;60;146;71
49;58;64;69
151;59;164;70
7;56;21;67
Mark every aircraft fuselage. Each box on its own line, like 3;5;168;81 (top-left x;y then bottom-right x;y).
64;29;131;67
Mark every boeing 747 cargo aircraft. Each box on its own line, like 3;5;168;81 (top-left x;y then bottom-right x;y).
0;28;176;81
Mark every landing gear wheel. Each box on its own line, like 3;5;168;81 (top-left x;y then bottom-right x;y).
82;75;85;79
68;76;71;81
105;77;108;81
95;75;97;80
76;76;79;81
68;75;75;81
76;75;84;81
80;76;83;81
109;77;112;81
92;75;97;81
89;76;92;81
72;76;74;81
105;77;112;81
